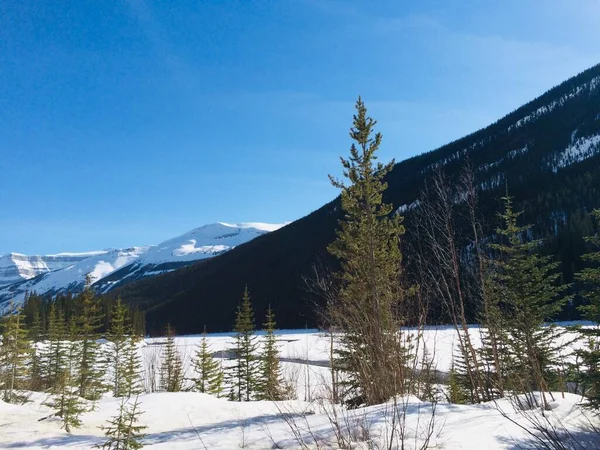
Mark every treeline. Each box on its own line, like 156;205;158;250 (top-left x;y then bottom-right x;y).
157;286;290;403
19;289;146;337
0;282;147;448
0;278;291;448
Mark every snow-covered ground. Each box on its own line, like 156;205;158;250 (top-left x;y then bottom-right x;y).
1;325;598;449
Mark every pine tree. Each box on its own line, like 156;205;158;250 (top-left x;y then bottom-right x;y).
0;302;31;403
45;316;86;433
190;327;223;396
76;279;107;400
131;307;146;337
256;306;284;401
107;298;129;397
29;309;43;342
159;325;184;392
228;286;259;402
477;265;511;400
574;209;600;411
447;362;468;404
122;334;144;398
491;193;569;410
327;97;407;406
450;345;477;404
28;308;44;391
97;395;147;450
43;303;67;392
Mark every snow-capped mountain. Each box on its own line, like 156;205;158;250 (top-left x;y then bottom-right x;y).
94;222;285;292
0;251;107;287
0;222;285;306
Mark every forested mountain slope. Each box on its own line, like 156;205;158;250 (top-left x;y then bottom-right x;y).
112;63;600;334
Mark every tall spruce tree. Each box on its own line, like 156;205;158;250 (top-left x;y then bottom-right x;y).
29;309;43;342
0;302;30;403
45;316;86;433
28;308;44;391
43;303;67;392
491;193;568;410
228;286;259;402
122;334;144;398
107;297;129;397
190;327;223;396
76;279;107;400
327;97;406;406
574;209;600;411
97;395;147;450
257;306;284;401
159;325;184;392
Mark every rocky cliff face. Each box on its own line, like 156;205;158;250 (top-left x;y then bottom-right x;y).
0;252;104;286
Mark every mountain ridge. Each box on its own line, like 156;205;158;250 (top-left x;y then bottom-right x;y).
0;222;285;307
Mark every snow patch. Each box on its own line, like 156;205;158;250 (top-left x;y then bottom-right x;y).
508;75;600;132
396;200;420;214
478;145;528;173
552;134;600;171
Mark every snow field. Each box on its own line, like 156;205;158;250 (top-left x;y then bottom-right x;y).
1;325;598;449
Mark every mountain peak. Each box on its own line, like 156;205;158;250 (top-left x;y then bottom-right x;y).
0;222;284;306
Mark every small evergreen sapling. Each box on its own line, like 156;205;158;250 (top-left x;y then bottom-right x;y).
190;326;223;396
97;395;147;450
159;325;184;392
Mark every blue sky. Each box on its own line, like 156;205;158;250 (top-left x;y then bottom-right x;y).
1;0;599;254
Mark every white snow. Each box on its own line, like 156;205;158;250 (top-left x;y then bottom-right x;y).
2;390;595;450
0;252;101;286
477;145;528;173
553;134;600;171
138;222;286;265
0;222;286;306
508;75;600;132
479;172;505;191
1;324;598;449
396;200;420;214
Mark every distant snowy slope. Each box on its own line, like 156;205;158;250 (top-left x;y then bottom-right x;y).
95;222;286;292
140;222;284;264
0;252;106;286
0;222;286;307
0;247;148;305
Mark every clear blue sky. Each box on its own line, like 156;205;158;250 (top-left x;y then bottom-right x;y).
1;1;599;254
